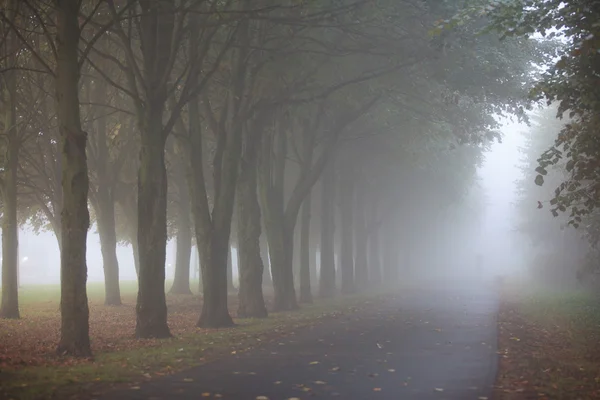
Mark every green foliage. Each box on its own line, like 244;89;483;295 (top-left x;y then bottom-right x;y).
488;0;600;229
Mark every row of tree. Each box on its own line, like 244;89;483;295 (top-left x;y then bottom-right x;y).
0;0;540;357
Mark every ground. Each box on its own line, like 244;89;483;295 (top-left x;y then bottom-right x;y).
494;282;600;400
95;279;499;400
0;281;380;400
5;277;600;400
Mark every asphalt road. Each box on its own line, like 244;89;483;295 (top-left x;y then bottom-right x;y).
98;279;499;400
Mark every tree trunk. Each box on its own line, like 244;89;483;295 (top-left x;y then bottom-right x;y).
382;223;399;284
339;170;355;294
227;247;236;293
319;162;336;298
92;78;121;306
96;198;121;306
264;218;298;311
299;192;313;303
260;234;272;287
0;6;20;319
354;185;368;290
368;203;382;287
170;149;193;295
131;231;140;278
188;97;235;328
55;0;91;357
135;107;171;339
236;136;268;318
1;138;19;319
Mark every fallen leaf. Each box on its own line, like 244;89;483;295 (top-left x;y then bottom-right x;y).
256;397;269;400
309;361;320;365
182;378;194;382
373;388;382;391
314;380;326;385
201;393;211;397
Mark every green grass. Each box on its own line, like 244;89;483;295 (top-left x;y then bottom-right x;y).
0;285;382;400
14;280;187;305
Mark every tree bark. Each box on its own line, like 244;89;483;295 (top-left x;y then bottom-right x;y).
188;96;235;328
96;197;121;306
354;184;368;290
319;162;336;298
131;230;140;278
236;135;268;318
299;192;313;303
170;144;193;295
227;246;236;293
339;169;355;294
368;202;382;287
135;107;171;338
0;1;20;319
382;223;399;284
55;0;91;357
258;130;298;312
260;234;272;287
91;78;121;306
0;137;19;318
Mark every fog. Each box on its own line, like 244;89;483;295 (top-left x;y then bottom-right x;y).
11;117;527;287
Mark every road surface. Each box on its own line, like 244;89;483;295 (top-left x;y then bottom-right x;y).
98;279;499;400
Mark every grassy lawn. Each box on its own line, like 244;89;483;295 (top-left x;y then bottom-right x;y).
494;283;600;400
0;281;383;400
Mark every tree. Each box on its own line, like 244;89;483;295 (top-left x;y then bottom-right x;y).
54;0;91;357
0;0;21;319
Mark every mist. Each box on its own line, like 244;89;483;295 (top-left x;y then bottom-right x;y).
1;1;599;399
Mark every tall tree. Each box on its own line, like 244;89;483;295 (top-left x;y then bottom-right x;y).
55;0;91;357
0;0;20;319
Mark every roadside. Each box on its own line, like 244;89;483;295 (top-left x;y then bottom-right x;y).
494;282;600;400
0;281;384;400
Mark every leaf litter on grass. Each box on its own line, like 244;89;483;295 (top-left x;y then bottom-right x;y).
495;289;600;400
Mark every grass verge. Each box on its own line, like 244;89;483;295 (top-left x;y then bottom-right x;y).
0;293;383;400
494;284;600;400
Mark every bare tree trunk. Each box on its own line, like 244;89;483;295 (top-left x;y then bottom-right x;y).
135;107;171;338
188;96;236;328
382;222;399;284
339;169;355;294
91;79;121;306
55;0;91;357
299;192;313;303
227;247;236;293
236;135;268;318
368;202;382;287
259;129;298;311
96;198;121;306
1;138;19;318
131;230;140;278
0;1;20;319
260;234;272;287
170;145;193;295
354;183;368;290
319;162;336;298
